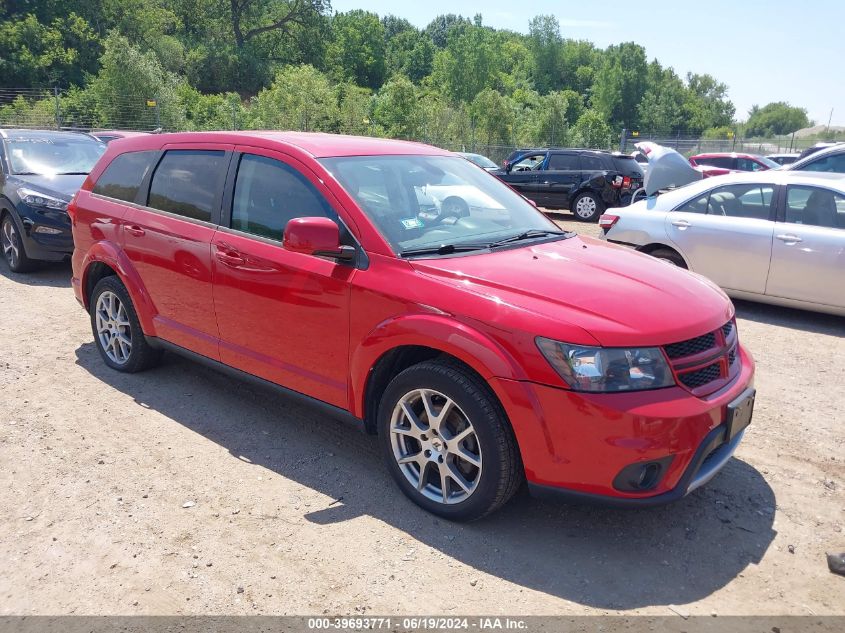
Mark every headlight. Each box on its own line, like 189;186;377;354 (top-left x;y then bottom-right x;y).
17;187;68;211
536;337;675;392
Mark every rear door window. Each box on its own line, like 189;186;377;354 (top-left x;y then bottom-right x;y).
580;155;606;171
547;153;581;170
231;154;335;240
93;151;158;203
785;186;845;228
147;150;228;222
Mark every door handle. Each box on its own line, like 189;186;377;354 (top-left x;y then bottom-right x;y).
776;234;803;243
125;225;145;237
215;250;245;267
671;219;691;228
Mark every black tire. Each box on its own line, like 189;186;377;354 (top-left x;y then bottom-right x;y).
649;247;687;269
1;213;35;273
89;275;162;373
377;359;523;521
570;191;605;222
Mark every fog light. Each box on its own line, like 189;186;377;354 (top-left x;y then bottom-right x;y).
613;456;675;492
34;225;63;235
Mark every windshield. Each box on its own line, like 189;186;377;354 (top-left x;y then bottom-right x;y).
320;155;562;255
758;155;781;170
461;153;497;169
5;135;105;175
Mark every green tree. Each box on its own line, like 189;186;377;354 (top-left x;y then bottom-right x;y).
470;88;513;146
430;23;499;104
424;14;470;48
527;15;561;94
87;33;188;129
744;102;808;137
683;73;734;133
385;29;434;83
570;109;613;148
637;63;687;134
0;13;100;88
327;10;386;90
335;82;372;135
250;64;336;131
591;42;648;129
373;75;420;138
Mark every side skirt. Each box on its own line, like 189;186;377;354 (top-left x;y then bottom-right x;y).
145;336;365;430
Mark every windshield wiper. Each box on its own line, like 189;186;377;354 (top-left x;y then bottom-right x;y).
399;243;489;258
57;172;89;175
487;229;571;248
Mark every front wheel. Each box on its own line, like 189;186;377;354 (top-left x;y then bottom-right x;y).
571;192;605;222
1;214;35;272
378;360;522;521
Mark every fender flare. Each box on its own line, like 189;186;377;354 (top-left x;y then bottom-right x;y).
80;241;158;335
348;313;525;419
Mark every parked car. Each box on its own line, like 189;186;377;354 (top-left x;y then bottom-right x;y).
71;131;755;520
796;141;844;160
92;130;150;145
767;153;800;166
783;143;845;173
457;152;498;172
688;152;780;176
494;148;644;221
1;128;105;271
599;170;845;316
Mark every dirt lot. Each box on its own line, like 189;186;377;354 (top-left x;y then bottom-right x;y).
1;214;843;616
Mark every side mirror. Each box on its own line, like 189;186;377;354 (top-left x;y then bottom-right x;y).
523;196;538;207
283;217;355;262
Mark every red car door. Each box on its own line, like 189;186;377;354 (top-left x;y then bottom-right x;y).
122;144;232;359
211;147;354;408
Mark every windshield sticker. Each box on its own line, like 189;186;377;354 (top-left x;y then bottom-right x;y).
401;217;423;229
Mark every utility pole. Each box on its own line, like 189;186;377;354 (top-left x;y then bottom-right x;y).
826;108;834;137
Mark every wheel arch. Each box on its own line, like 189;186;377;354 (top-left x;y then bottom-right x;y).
351;315;524;434
80;242;158;335
637;242;689;267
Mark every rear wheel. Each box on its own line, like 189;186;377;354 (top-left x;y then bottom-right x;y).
648;247;687;268
378;360;522;521
571;192;604;222
90;276;162;373
1;214;35;272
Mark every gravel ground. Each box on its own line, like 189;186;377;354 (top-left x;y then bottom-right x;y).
1;215;843;616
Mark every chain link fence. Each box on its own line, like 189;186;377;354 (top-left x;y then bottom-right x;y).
2;87;838;161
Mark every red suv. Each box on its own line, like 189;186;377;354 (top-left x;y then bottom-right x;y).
70;132;756;520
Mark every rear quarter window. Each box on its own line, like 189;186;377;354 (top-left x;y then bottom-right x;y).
612;156;642;175
92;151;158;202
580;155;607;171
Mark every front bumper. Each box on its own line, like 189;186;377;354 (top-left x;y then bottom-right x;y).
490;344;755;506
15;206;73;261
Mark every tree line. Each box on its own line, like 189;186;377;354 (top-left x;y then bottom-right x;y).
0;1;812;146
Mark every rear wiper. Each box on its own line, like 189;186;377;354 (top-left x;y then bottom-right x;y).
399;243;489;257
488;229;571;248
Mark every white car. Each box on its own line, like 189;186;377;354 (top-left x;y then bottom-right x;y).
599;170;845;316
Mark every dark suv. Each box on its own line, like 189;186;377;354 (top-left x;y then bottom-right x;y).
0;129;105;271
494;148;644;221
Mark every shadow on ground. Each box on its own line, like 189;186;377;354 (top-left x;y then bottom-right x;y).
74;341;777;610
734;299;844;336
0;259;71;288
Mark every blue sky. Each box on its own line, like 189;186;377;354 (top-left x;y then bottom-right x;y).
330;0;845;126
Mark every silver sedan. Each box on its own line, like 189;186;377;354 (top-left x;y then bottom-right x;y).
599;171;845;316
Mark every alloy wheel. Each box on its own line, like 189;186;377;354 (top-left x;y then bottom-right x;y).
2;220;19;268
389;388;482;505
95;291;132;365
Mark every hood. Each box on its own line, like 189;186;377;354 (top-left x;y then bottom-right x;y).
635;142;702;195
409;236;733;348
11;174;87;200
